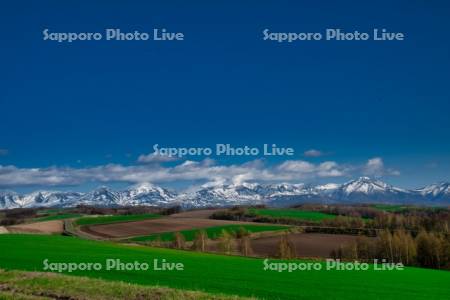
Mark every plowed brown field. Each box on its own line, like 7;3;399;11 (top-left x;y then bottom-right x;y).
251;233;364;258
8;220;64;234
81;217;254;238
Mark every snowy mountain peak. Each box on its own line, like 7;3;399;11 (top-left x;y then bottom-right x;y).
77;187;119;206
416;182;450;197
1;178;449;209
128;182;161;193
0;190;21;209
341;177;394;194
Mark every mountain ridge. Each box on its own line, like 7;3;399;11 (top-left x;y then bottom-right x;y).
1;177;449;209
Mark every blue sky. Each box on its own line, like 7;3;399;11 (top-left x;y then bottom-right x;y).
0;1;449;192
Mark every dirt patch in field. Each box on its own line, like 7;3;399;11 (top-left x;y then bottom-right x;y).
169;209;226;219
8;220;64;234
251;233;364;258
82;218;255;238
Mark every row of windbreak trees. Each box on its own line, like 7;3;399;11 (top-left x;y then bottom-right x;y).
313;204;450;233
148;227;256;257
170;229;303;260
188;229;299;259
209;206;450;269
0;208;38;225
149;227;297;258
332;229;450;269
322;211;450;233
211;206;450;234
147;225;449;270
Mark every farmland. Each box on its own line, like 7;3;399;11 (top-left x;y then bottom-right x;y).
75;213;161;226
80;217;260;238
8;220;64;234
250;208;337;221
251;233;362;258
0;234;449;300
130;224;289;242
33;213;83;222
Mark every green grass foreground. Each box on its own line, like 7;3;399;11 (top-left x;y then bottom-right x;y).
0;235;449;299
75;213;160;226
130;224;289;242
0;269;249;300
250;209;336;221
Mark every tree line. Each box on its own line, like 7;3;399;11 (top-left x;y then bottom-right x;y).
148;226;256;257
332;229;450;269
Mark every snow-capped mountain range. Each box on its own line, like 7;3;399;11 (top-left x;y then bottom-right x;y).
1;177;449;209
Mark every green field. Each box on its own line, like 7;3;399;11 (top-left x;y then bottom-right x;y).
0;234;449;299
130;224;289;242
33;213;83;222
250;209;336;221
75;213;160;226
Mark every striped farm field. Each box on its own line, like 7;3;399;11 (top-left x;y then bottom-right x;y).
130;224;289;242
75;214;160;226
250;208;336;221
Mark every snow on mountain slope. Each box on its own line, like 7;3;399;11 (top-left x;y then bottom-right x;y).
182;183;265;207
1;178;449;209
118;183;178;206
339;177;407;195
24;191;82;207
416;182;450;200
330;177;415;203
0;183;180;209
0;191;21;209
75;187;119;207
0;191;82;209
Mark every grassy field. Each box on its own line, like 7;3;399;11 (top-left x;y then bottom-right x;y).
75;213;160;226
0;269;248;300
130;224;289;242
0;234;449;300
250;209;336;221
33;213;83;222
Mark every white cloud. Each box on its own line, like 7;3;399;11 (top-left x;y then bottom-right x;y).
277;160;346;178
363;157;400;177
137;152;178;163
277;160;316;173
303;149;324;157
0;156;399;188
317;161;345;177
364;157;384;175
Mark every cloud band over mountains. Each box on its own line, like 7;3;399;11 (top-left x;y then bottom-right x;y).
0;156;399;188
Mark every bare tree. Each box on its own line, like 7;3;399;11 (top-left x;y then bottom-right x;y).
192;229;208;252
239;235;253;256
150;235;162;247
235;226;250;239
278;233;296;259
172;231;185;249
218;229;235;254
